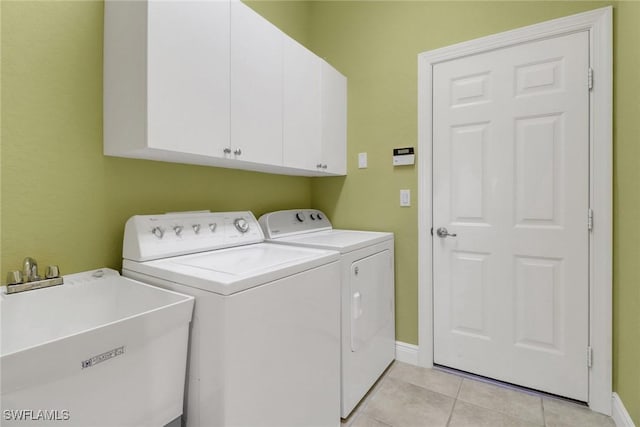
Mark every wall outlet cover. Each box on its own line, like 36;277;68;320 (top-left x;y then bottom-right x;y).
400;189;411;207
358;152;368;169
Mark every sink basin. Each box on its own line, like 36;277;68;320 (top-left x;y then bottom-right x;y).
1;268;194;427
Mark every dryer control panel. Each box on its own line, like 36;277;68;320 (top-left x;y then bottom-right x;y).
258;209;332;239
123;211;264;262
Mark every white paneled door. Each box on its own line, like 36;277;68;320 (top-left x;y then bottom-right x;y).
433;31;590;401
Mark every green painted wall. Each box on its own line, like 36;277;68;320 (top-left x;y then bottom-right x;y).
1;1;312;276
612;1;640;423
246;0;312;50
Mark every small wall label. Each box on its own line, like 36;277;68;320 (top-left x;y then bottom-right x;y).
81;346;125;369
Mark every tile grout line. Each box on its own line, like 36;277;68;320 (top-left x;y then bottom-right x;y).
375;367;463;427
455;378;545;425
455;378;464;399
445;378;464;427
445;399;458;427
357;375;394;427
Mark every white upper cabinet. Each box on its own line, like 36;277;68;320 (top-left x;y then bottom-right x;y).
148;1;230;157
230;1;283;166
321;61;348;175
283;41;347;176
104;0;346;176
104;0;230;160
283;37;322;171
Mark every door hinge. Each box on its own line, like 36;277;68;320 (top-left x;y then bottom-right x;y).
588;208;594;231
588;67;594;90
587;346;593;368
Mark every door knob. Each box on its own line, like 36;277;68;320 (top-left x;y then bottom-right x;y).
436;227;457;238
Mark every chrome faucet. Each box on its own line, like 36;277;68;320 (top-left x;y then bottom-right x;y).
23;257;40;282
5;257;62;294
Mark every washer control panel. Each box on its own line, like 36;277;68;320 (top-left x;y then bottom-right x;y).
123;211;263;261
258;209;332;239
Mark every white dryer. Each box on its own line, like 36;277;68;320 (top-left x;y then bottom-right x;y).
259;209;395;418
122;211;341;427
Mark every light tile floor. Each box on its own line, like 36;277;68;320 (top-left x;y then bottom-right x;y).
341;362;615;427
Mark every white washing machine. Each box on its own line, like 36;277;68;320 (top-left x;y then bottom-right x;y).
122;211;341;427
258;209;395;418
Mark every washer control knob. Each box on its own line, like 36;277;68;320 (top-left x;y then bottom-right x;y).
192;224;201;234
209;223;217;233
317;212;323;220
295;212;305;222
152;227;164;239
234;218;249;233
174;225;184;236
310;213;316;220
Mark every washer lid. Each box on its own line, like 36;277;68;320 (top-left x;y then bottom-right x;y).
123;243;339;295
268;230;393;254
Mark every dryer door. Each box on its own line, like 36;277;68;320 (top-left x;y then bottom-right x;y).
350;250;393;352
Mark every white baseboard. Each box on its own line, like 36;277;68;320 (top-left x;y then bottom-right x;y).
612;392;636;427
395;341;419;366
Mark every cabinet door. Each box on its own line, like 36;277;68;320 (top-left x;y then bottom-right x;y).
283;37;322;171
230;1;283;166
350;250;394;352
321;61;347;175
147;0;230;157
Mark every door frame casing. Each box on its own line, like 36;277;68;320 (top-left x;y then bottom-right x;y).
417;7;612;414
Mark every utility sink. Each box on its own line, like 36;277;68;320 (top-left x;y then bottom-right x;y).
1;268;194;427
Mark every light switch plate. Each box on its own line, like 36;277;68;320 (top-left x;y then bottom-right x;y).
400;189;411;207
358;152;368;169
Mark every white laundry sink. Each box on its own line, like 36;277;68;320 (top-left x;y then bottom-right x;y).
0;268;194;427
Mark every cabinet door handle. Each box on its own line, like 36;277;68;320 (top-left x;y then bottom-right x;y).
322;164;328;169
233;148;242;156
316;163;323;168
223;147;232;154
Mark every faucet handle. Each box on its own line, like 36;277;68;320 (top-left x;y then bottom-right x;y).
45;265;60;279
6;270;23;285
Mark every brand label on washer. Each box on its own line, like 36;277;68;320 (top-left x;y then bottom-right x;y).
81;346;125;369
